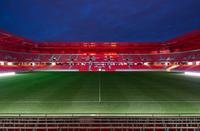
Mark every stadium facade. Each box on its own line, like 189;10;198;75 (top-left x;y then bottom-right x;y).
0;29;200;72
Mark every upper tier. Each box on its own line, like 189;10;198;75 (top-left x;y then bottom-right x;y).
0;29;200;54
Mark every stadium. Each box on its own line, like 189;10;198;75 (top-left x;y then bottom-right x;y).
0;0;200;130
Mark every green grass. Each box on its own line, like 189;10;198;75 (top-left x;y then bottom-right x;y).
0;71;200;114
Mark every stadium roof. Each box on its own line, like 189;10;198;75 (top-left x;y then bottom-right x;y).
0;0;200;42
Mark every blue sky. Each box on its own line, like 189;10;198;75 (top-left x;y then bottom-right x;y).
0;0;200;42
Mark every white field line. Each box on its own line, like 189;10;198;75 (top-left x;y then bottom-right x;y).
0;100;200;104
98;72;101;102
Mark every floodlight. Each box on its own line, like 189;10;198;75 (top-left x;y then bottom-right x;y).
0;72;16;77
184;72;200;77
7;62;13;66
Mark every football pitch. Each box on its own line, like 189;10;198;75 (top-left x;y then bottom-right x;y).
0;71;200;114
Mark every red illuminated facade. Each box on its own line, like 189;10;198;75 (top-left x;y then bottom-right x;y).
0;29;200;72
0;29;200;54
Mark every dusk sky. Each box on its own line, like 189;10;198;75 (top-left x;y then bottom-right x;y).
0;0;200;42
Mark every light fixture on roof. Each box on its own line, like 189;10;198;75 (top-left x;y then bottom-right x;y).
0;61;4;65
187;62;193;65
7;62;13;66
32;62;35;66
51;62;56;66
